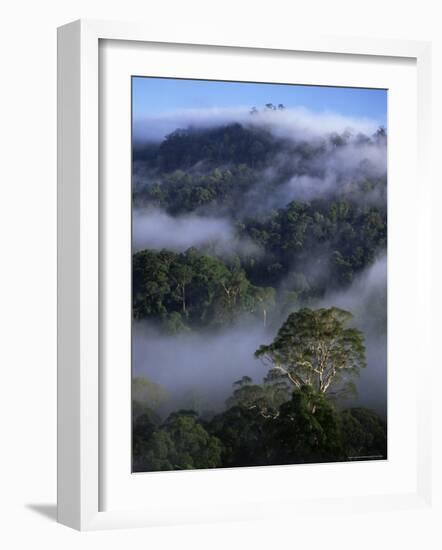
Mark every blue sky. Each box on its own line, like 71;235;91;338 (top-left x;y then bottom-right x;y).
132;76;387;128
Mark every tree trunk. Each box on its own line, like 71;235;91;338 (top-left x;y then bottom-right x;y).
182;283;187;317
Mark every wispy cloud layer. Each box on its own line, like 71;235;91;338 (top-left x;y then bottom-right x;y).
133;208;259;256
133;106;382;143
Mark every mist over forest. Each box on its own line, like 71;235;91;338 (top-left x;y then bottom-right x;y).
131;101;388;471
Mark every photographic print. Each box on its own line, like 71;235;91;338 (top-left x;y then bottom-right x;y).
131;77;387;472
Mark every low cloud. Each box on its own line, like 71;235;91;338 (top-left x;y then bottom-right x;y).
133;207;260;257
318;255;387;416
132;103;387;418
133;319;270;414
132;256;387;417
133;106;382;143
242;133;387;210
133;106;386;214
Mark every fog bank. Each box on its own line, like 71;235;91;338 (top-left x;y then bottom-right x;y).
133;207;260;257
318;255;387;416
133;106;381;143
133;256;387;417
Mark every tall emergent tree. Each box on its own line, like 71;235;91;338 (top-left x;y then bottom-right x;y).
255;307;366;396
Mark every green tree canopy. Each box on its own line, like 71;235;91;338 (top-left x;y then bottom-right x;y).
132;376;169;411
340;407;387;460
255;307;366;396
266;386;344;463
208;405;270;467
133;411;223;472
225;376;291;418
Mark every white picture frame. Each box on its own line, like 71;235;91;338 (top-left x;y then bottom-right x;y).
57;19;433;531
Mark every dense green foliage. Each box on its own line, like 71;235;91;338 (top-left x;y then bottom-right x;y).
239;199;386;289
133;122;386;330
132;200;385;329
133;383;387;470
132;117;387;470
133;409;223;472
255;307;366;396
133;248;275;330
134;124;386;216
157;124;281;171
132;306;385;470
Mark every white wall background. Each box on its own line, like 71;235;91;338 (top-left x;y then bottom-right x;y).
0;0;441;547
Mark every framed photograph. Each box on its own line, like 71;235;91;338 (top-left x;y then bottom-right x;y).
57;19;432;530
